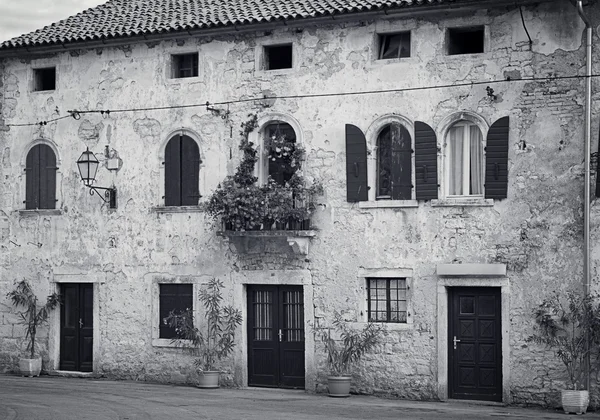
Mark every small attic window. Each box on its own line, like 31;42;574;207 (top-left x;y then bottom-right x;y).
33;67;56;91
263;44;293;70
447;26;485;55
378;32;411;59
171;53;199;78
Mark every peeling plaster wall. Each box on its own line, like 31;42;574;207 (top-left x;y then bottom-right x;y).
0;0;598;408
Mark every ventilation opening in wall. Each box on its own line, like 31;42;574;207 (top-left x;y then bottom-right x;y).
33;67;56;91
263;44;293;70
378;31;411;59
447;26;484;55
171;53;199;78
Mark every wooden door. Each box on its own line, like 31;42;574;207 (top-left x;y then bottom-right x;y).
60;284;93;372
247;285;305;389
449;287;502;402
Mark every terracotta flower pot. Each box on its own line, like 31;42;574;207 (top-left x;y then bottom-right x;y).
197;371;220;388
327;376;351;397
19;357;42;377
561;390;589;415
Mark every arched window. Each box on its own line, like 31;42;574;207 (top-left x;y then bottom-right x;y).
446;120;484;196
264;122;298;185
164;134;201;206
25;144;57;209
376;123;412;200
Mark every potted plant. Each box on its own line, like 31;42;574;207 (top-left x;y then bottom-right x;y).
527;291;600;414
6;280;60;377
164;278;242;388
316;312;383;397
207;115;322;232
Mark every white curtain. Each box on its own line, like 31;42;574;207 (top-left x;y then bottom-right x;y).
448;126;464;195
469;126;483;195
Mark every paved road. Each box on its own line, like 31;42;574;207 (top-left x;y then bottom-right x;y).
0;375;598;420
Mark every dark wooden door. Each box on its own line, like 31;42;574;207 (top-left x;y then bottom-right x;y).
449;287;502;402
60;284;93;372
247;285;305;389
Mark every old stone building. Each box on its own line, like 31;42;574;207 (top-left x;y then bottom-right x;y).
0;0;597;407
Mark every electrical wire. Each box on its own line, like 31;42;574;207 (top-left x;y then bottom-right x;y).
519;4;533;47
5;73;598;127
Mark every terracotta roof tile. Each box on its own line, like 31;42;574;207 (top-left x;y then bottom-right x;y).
1;0;453;50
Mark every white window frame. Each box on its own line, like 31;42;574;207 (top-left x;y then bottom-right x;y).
444;120;484;198
360;115;418;208
358;268;413;330
249;113;304;186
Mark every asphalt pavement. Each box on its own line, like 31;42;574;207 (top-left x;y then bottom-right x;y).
0;375;598;420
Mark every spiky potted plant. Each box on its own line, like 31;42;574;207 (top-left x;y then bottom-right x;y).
6;280;60;377
316;312;383;397
527;291;600;414
165;278;242;388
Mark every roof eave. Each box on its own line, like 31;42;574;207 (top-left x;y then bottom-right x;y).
0;0;555;58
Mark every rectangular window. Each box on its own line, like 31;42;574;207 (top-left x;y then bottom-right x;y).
378;32;411;59
159;284;193;339
33;67;56;91
171;53;199;78
367;278;407;323
264;44;293;70
447;26;484;55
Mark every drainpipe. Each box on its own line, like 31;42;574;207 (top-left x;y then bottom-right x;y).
573;0;592;392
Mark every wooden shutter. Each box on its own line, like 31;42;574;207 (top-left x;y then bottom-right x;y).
180;135;201;206
390;125;412;200
484;117;509;199
414;121;438;200
596;123;600;198
40;145;57;209
345;124;368;202
25;146;41;209
159;284;193;339
164;136;182;206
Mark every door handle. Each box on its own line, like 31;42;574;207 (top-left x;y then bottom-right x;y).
79;318;83;329
278;329;283;342
453;336;461;350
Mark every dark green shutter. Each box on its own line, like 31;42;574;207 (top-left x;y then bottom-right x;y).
484;117;509;199
345;124;368;202
40;144;57;209
596;123;600;198
159;284;193;339
181;135;201;206
414;121;438;200
25;146;40;209
390;125;412;200
164;136;182;206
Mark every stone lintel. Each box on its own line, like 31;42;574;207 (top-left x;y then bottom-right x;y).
436;263;507;277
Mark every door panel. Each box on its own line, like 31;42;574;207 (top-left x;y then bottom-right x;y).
449;287;501;402
60;284;93;372
247;285;305;389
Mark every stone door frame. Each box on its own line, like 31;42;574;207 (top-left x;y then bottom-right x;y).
437;275;510;403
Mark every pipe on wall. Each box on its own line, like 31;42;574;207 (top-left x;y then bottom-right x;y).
574;0;592;393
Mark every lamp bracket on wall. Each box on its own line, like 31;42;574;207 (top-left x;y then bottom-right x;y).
86;185;117;208
77;147;118;209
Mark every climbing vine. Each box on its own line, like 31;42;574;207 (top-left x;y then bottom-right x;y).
207;114;322;231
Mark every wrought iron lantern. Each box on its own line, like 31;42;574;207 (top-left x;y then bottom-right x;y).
77;147;117;208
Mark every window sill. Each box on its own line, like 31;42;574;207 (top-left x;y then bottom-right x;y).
431;198;493;207
256;67;296;76
166;76;200;84
151;338;192;348
152;206;204;214
19;209;62;216
358;200;418;209
369;56;417;66
352;321;413;331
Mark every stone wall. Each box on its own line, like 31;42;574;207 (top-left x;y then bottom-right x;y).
0;0;598;408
